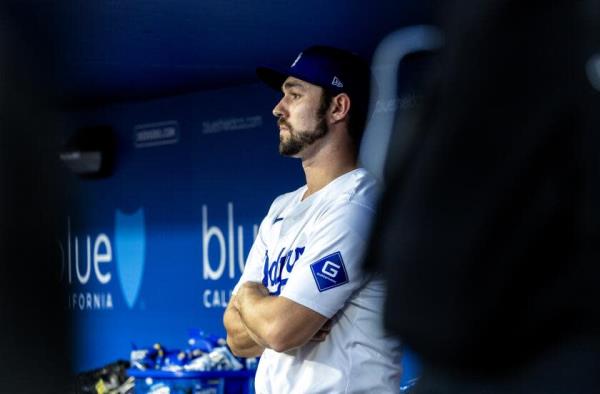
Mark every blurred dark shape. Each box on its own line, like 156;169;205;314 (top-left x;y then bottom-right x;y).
0;3;72;393
382;49;440;181
60;126;118;179
366;0;600;392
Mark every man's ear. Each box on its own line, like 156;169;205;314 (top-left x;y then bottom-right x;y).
329;93;351;123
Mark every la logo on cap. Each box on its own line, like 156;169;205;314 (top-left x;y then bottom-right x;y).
291;52;303;68
332;76;344;88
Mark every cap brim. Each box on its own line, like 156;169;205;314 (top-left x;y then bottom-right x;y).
256;67;288;91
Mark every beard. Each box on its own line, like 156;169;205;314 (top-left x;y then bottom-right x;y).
278;116;329;156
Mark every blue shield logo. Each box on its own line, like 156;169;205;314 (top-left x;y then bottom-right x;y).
115;208;146;308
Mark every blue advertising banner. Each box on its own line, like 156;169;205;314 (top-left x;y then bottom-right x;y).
58;83;303;371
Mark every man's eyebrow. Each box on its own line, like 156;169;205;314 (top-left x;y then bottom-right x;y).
282;81;306;91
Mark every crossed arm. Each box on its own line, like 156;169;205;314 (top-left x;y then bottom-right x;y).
223;281;331;357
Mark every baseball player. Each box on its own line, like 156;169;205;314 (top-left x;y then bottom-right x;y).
223;45;402;393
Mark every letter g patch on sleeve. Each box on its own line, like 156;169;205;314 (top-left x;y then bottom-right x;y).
310;252;349;292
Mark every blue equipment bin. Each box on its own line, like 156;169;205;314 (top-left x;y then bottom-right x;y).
128;369;255;394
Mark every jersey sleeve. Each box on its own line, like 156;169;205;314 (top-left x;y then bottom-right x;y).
232;214;270;294
279;201;375;318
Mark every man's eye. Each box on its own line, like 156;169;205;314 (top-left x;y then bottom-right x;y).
290;93;301;99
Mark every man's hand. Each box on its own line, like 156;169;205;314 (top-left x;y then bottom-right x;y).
223;294;265;358
310;319;333;342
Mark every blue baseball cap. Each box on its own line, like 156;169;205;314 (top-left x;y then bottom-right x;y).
256;45;371;101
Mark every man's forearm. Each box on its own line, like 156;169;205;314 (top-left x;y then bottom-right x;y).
223;298;265;357
235;284;279;348
236;282;327;352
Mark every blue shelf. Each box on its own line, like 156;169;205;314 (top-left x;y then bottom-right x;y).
127;369;255;379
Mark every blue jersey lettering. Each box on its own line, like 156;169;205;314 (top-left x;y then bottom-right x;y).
262;246;306;295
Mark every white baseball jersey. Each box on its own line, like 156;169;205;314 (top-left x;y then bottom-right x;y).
234;168;402;393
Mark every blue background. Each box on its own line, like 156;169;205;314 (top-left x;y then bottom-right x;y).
59;83;304;371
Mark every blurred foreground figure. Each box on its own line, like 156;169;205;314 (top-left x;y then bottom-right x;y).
0;4;71;393
367;0;600;392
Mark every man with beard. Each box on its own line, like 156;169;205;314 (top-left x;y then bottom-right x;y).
223;46;401;393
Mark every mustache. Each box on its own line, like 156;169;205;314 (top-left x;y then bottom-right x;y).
278;119;292;129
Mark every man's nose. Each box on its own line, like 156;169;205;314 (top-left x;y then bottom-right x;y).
273;98;286;118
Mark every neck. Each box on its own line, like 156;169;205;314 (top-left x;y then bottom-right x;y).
299;130;358;200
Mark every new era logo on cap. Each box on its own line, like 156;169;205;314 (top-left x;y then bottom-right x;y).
310;251;349;292
331;76;344;88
